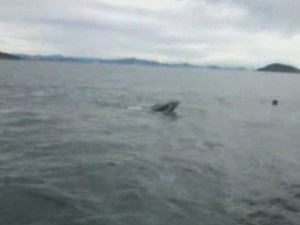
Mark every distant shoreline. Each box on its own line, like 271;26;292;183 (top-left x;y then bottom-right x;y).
1;50;300;73
0;51;248;71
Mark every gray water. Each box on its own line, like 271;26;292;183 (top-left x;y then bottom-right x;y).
0;61;299;225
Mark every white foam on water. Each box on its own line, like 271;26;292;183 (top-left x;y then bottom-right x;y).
127;106;143;111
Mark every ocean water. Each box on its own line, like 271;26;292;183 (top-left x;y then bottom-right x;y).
0;61;300;225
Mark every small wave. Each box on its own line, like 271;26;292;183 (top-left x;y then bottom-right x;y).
202;140;225;150
295;193;300;199
127;106;143;111
93;100;126;109
5;117;45;127
242;211;293;225
30;90;48;97
266;198;298;213
234;194;299;225
0;109;15;114
214;97;230;106
0;186;81;224
282;182;300;201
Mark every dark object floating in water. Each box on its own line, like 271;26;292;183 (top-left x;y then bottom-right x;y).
152;100;180;114
258;63;300;73
272;100;278;106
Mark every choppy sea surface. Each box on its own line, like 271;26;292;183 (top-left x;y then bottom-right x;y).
0;61;300;225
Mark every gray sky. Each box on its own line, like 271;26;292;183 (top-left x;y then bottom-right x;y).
1;0;300;67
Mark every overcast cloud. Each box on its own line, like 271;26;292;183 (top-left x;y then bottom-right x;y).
1;0;300;67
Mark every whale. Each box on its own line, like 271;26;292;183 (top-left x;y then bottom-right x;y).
151;100;180;114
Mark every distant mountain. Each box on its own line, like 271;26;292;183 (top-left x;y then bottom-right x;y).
106;58;196;67
16;54;196;67
17;54;96;63
258;63;300;73
111;58;166;66
15;53;249;70
0;51;20;60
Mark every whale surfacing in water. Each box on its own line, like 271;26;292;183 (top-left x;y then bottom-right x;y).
151;100;180;114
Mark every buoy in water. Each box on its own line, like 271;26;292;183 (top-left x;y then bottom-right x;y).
272;100;278;106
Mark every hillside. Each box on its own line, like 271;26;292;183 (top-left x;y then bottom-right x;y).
258;63;300;73
0;51;20;60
